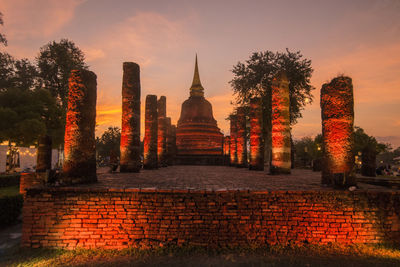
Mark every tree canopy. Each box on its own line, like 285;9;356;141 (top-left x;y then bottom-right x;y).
36;39;88;110
0;11;7;46
0;35;87;147
230;49;314;124
96;127;121;163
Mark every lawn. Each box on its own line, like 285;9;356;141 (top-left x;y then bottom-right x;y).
1;244;400;267
0;185;20;197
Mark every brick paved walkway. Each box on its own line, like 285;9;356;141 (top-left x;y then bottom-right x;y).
82;166;391;191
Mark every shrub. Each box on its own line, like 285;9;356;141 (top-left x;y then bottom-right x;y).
0;188;23;226
0;173;21;187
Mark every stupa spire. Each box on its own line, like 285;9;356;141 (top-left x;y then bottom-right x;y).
190;54;204;97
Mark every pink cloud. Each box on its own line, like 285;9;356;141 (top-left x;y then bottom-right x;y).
0;0;84;39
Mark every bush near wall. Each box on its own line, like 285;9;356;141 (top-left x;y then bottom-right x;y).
0;173;21;187
0;186;23;226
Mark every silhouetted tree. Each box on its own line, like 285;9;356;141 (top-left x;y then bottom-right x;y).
0;11;7;46
36;39;88;110
96;127;121;163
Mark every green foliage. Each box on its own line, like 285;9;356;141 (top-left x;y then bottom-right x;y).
353;127;389;155
96;127;121;162
36;38;88;110
0;87;61;146
0;38;87;147
230;49;314;124
0;188;23;226
0;11;7;46
0;174;20;187
294;135;322;167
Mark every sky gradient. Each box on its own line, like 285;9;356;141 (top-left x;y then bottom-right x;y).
1;0;399;147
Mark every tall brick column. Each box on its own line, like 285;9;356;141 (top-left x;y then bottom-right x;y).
166;117;173;166
249;97;264;170
63;69;97;183
229;114;238;166
157;96;167;167
321;76;355;187
36;135;52;173
224;136;230;165
236;107;247;167
143;95;158;169
270;71;291;174
120;62;141;172
170;125;177;164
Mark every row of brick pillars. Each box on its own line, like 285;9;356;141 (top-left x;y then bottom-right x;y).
225;71;355;187
227;72;290;174
32;61;178;186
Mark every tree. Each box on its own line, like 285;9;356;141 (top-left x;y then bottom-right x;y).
36;39;88;110
0;11;7;46
230;49;314;163
96;127;121;163
36;39;88;146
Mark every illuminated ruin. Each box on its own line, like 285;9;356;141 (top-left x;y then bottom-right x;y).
63;69;97;183
249;97;264;170
270;71;291;174
120;62;141;172
175;56;223;165
143;94;158;169
321;76;355;186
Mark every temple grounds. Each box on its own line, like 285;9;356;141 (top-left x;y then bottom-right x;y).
94;166;391;191
21;166;400;251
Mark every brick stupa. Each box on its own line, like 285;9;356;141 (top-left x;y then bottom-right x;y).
176;56;223;165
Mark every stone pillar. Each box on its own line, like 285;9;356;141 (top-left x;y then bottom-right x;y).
224;136;230;165
170;125;177;164
36;135;52;172
120;62;141;172
229;115;237;166
236;107;247;167
270;71;291;174
63;69;97;183
143;95;158;169
157;96;167;167
249;97;264;170
321;76;355;187
166;117;173;166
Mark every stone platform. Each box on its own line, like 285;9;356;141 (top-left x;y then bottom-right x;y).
21;166;400;250
92;166;389;191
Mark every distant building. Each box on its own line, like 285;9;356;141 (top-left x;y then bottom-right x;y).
175;56;223;165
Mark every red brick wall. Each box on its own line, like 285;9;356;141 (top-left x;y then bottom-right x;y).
22;188;400;249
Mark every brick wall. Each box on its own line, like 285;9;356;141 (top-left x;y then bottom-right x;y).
22;188;400;249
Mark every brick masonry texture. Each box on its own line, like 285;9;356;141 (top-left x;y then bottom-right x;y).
22;187;400;249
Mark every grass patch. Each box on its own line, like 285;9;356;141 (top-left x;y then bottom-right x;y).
0;185;20;197
1;243;400;267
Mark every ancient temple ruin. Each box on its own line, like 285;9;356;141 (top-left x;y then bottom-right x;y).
175;56;223;165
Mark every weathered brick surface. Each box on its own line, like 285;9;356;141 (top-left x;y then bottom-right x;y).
22;188;400;249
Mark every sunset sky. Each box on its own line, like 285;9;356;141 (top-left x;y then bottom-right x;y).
1;0;399;147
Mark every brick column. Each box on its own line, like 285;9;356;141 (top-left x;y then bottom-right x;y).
170;125;177;164
63;69;97;183
120;62;141;172
157;96;167;167
236;107;247;167
224;136;230;165
321;76;355;187
36;135;52;173
166;117;173;166
143;95;158;169
249;97;264;170
229;115;237;166
270;71;291;174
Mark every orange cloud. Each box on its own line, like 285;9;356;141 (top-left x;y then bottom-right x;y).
0;0;84;39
